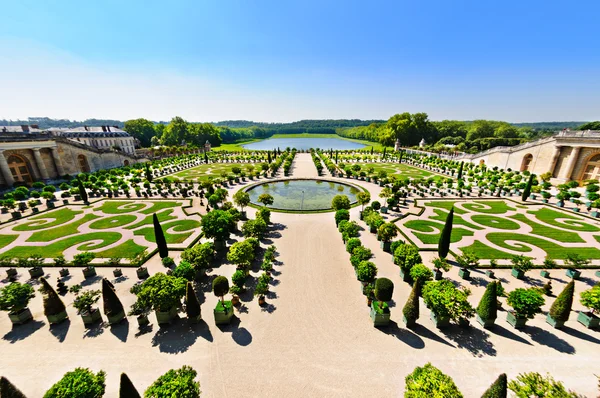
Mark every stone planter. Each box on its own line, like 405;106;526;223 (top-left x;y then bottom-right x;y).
557;201;564;208
511;268;525;279
155;307;178;325
403;315;416;328
113;269;123;277
592;211;600;218
573;207;580;213
566;269;581;280
370;302;390;326
82;267;97;278
577;311;599;329
430;312;450;328
546;313;565;329
380;207;388;214
59;268;69;277
9;308;33;325
434;270;443;280
28;267;44;279
458;268;470;280
214;240;226;251
476;314;495;329
47;310;68;324
542;199;549;204
596;270;600;278
107;309;126;325
136;267;149;279
62;200;69;205
214;301;234;325
380;241;391;252
6;268;17;278
506;311;527;329
399;268;412;283
485;270;495;278
136;314;150;328
540;270;550;278
81;308;102;326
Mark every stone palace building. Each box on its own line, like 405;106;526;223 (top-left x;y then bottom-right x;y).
0;125;145;187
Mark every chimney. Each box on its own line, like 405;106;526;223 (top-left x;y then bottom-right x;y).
101;126;106;132
107;126;111;132
84;125;89;131
21;125;29;133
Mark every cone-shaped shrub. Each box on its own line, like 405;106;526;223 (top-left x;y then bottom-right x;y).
39;277;66;316
145;162;153;182
77;177;88;203
457;162;463;180
0;376;27;398
521;174;534;202
438;208;453;259
549;281;575;323
481;373;507;398
185;282;201;319
403;282;420;325
102;278;124;317
153;213;168;259
477;281;498;321
119;373;141;398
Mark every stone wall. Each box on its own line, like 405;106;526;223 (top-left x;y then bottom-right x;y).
55;141;143;175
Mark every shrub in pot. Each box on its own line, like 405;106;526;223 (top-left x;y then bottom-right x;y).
254;274;270;306
564;252;588;280
39;277;68;324
506;288;545;329
481;373;507;398
26;254;45;279
144;366;200;398
409;264;433;295
73;289;102;326
73;252;96;277
346;238;362;254
350;246;373;268
185;281;201;323
456;250;479;280
404;363;463;397
423;280;474;328
393;244;422;283
131;273;186;325
181;241;215;277
102;278;125;325
356;261;378;286
578;284;600;329
540;257;556;278
370;277;394;326
0;282;35;325
377;222;399;252
334;209;350;226
508;372;579;398
212;275;233;324
546;281;574;328
510;255;533;280
432;257;450;280
402;281;420;328
44;368;106;398
476;281;498;328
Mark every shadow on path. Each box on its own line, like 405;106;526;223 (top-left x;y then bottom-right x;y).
151;318;208;353
109;319;130;343
523;326;575;354
378;321;425;349
488;323;532;345
2;320;45;343
217;316;252;346
49;319;70;342
441;325;497;357
412;324;455;348
560;325;600;345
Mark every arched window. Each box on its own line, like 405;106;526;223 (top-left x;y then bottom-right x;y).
7;154;33;183
77;154;91;173
521;154;533;171
581;154;600;181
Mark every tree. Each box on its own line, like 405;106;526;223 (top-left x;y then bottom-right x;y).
508;372;580;398
181;242;215;271
507;288;545;319
144;366;200;398
77;177;88;203
161;116;189;146
438;207;454;258
422;280;474;323
124;118;156;147
455;250;479;270
185;282;201;320
44;368;106;398
172;261;196;281
212;276;229;304
356;191;371;211
457;161;464;180
241;218;267;239
481;373;507;398
511;255;534;273
405;363;463;398
132;273;186;312
145;163;153;182
39;277;66;317
153;213;168;258
0;282;35;313
331;195;351;211
374;277;394;309
377;222;399;243
102;278;123;318
403;281;420;325
200;210;236;243
233;190;250;212
257;193;274;207
477;281;498;322
335;209;350;225
393;244;422;274
521;174;534;202
227;240;255;268
549;281;574;323
580;284;600;314
356;261;378;283
119;373;141;398
0;376;27;398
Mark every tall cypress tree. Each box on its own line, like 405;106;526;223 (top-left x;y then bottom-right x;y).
549;280;575;323
335;151;338;164
77;178;88;204
0;376;27;398
402;281;420;327
153;213;168;258
481;373;507;398
477;281;498;322
521;174;534;202
457;162;464;180
383;147;387;159
102;278;124;318
204;152;209;164
267;152;272;163
438;207;454;259
145;162;153;182
40;277;66;318
399;150;403;164
119;373;141;398
185;281;201;320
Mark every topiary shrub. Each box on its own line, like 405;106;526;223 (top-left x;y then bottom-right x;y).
39;277;66;317
404;363;463;398
409;264;433;285
144;366;200;398
181;242;214;271
346;238;361;254
549;281;574;323
356;261;378;283
393;244;422;275
477;281;498;321
350;246;373;268
0;376;27;398
481;373;507;398
374;277;394;307
507;288;545;319
172;261;196;281
44;368;106;398
334;209;350;225
508;372;579;397
438;207;454;258
119;373;140;398
403;282;420;325
185;282;201;320
102;278;123;318
331;194;351;210
212;276;229;303
131;273;186;313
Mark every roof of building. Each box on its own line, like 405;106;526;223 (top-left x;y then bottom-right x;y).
55;126;131;138
0;125;44;134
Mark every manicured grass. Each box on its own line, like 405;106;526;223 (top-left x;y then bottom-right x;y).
352;162;441;180
134;219;201;244
471;215;521;230
0;234;18;249
510;213;584;243
404;219;474;244
125;209;177;230
13;208;81;231
141;201;181;215
461;201;515;214
425;201;466;214
460;240;521;260
486;232;600;259
529;207;600;232
89;215;137;230
213;139;263;151
98;200;180;215
95;239;148;259
27;214;100;242
169;163;253;182
4;232;122;258
430;209;483;230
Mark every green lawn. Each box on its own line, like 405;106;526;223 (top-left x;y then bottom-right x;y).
471;215;521;230
94;239;148;259
459;241;523;260
13;208;82;231
168;163;257;182
510;213;584;243
4;232;123;258
404;219;474;244
89;215;137;230
529;208;600;232
0;234;18;249
125;209;177;230
134;219;201;244
430;209;483;230
27;214;100;242
461;201;515;214
486;232;600;259
352;162;441;180
98;200;180;215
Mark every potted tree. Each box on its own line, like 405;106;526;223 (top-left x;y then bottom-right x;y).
506;288;545;329
546;281;574;329
0;282;35;325
486;259;498;278
131;273;186;325
39;277;68;324
27;254;45;279
456;250;479;280
45;368;106;398
578;284;600;329
102;278;125;325
230;269;246;306
74;252;97;278
393;243;422;283
2;257;17;279
128;301;151;328
476;281;498;328
255;274;270;306
356;191;371;220
402;281;420;328
432;257;450;280
377;222;399;253
227;240;256;276
370;277;394;326
181;242;215;279
423;280;474;328
334;209;350;227
510;255;533;280
356;261;378;290
185;281;201;324
540;257;556;278
200;209;236;251
131;250;149;279
73;289;102;326
213;275;234;324
564;252;588;280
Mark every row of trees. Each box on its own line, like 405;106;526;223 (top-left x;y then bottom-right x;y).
124;117;222;147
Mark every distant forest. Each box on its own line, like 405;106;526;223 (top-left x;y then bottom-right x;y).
0;117;124;129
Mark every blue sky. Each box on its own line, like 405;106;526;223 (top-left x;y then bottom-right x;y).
1;0;598;122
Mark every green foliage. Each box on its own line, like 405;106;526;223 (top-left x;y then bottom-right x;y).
456;250;479;269
0;282;35;312
404;363;463;398
510;255;533;272
331;194;351;210
508;372;581;398
227;240;255;267
521;174;534;201
102;278;123;317
181;242;215;270
374;277;394;302
580;284;600;313
346;238;361;254
257;206;271;224
477;281;498;321
403;282;420;324
144;365;200;398
350;246;373;268
77;178;88;203
432;257;451;272
153;213;168;258
119;373;141;398
339;220;360;238
133;273;186;312
438;207;454;258
356;191;371;210
212;276;229;300
409;264;433;283
72;252;95;267
73;290;101;314
564;252;590;270
232;190;250;211
241;218;267;239
231;270;246;288
377;222;399;242
39;277;66;316
172;261;196;281
549;281;574;322
422;280;474;322
161;256;175;268
356;261;378;283
185;282;201;319
0;376;27;398
481;373;507;398
200;209;235;242
44;368;106;398
393;244;422;273
334;209;350;225
507;288;545;319
257;193;274;206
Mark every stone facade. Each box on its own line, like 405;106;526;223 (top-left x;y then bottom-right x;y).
456;130;600;183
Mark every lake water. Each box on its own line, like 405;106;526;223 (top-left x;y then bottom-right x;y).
242;137;366;151
246;179;360;211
